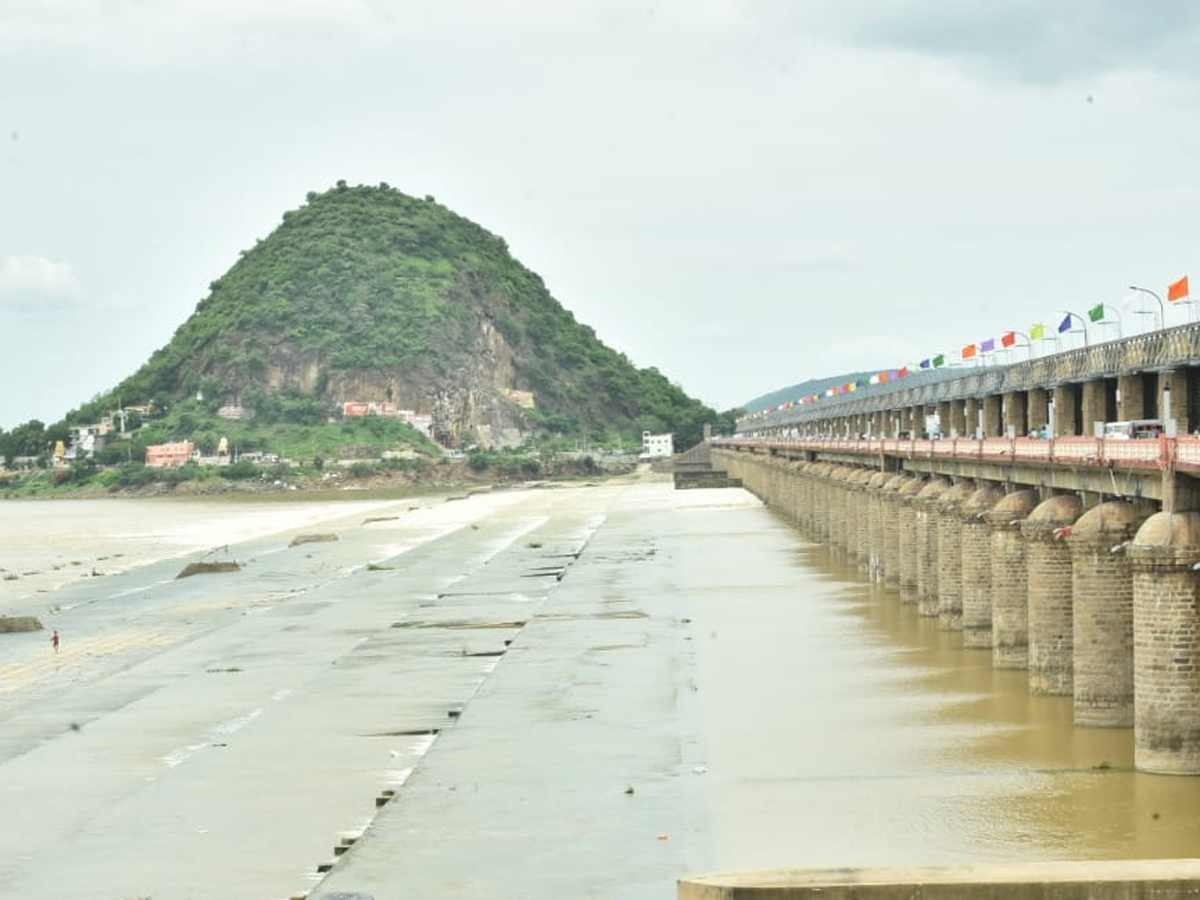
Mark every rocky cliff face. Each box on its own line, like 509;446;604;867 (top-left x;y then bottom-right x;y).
213;310;531;447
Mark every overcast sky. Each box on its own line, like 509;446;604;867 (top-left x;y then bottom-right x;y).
4;1;1200;428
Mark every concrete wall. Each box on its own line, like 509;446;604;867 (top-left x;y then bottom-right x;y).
679;860;1200;900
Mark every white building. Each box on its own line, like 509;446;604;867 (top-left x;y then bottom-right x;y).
640;431;674;459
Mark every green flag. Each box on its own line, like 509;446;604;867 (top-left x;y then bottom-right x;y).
933;354;945;367
1088;302;1105;322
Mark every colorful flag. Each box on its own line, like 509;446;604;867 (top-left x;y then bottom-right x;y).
1088;302;1105;322
1057;313;1072;333
1001;331;1016;348
919;359;931;369
933;354;945;367
1030;323;1045;340
962;343;977;359
980;338;996;353
1169;275;1190;302
888;369;900;380
898;366;909;378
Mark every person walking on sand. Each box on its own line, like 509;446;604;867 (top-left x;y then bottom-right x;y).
51;630;60;653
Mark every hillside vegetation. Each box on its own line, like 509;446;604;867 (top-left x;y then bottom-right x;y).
62;182;731;450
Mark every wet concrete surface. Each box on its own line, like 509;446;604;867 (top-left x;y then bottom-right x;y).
0;479;722;900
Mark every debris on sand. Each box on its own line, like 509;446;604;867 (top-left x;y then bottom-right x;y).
176;561;241;579
289;533;339;547
0;615;43;633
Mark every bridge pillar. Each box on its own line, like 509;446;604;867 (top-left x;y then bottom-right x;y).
1028;388;1050;435
1068;500;1153;728
833;466;853;556
761;457;780;517
1118;374;1147;422
907;406;922;437
826;466;850;551
1130;511;1200;774
936;401;952;437
961;484;1005;648
778;458;800;528
915;478;952;617
986;490;1040;668
1004;391;1028;436
897;477;926;603
983;395;1003;437
848;469;874;570
790;460;810;527
1082;380;1107;437
936;481;977;630
1022;494;1084;695
1162;369;1188;436
1054;385;1080;437
798;461;819;535
867;471;890;582
810;463;831;542
876;475;903;588
964;398;981;438
949;400;968;438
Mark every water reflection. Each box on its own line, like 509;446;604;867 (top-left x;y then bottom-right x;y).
695;531;1200;870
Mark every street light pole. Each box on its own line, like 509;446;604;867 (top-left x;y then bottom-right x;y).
1128;285;1165;330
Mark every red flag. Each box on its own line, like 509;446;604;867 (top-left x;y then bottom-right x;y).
1169;275;1190;302
1001;331;1016;348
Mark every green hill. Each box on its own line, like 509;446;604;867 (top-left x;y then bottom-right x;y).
69;182;722;450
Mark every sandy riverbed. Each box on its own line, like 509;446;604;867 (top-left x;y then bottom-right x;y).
0;493;444;608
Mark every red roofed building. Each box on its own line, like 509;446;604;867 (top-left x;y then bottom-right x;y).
145;441;195;467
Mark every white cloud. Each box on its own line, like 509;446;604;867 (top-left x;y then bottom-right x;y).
789;243;855;271
0;255;82;312
771;0;1200;83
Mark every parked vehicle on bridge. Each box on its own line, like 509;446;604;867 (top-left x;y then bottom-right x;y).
1103;419;1165;439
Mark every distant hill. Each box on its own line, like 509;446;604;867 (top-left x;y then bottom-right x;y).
741;373;874;414
72;182;723;449
741;367;956;415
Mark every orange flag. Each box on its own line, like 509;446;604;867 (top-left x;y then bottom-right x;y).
962;343;977;359
1168;275;1190;302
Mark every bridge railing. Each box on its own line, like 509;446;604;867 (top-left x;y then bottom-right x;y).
715;434;1200;473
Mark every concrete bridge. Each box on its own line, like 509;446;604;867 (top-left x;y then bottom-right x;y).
711;319;1200;777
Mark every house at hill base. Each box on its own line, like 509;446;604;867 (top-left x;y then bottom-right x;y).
342;401;433;437
146;441;196;467
640;431;674;459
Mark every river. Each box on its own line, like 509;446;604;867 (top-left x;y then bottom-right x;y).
695;532;1200;869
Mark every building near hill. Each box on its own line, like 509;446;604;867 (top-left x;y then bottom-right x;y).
145;441;196;467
